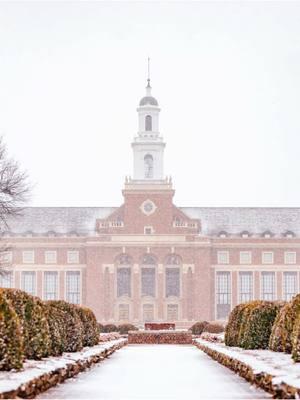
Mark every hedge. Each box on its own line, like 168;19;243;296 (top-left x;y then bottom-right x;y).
240;301;284;350
225;303;251;347
76;306;99;347
0;289;23;370
44;302;67;356
48;301;84;352
3;289;51;359
269;302;292;353
190;321;209;335
102;324;118;333
118;323;138;334
204;322;224;334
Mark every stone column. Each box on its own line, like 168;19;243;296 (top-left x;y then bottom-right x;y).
277;271;282;301
157;263;164;320
37;271;43;298
132;263;140;322
231;271;238;307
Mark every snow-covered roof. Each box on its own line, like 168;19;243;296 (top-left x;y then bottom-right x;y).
1;206;300;237
181;207;300;237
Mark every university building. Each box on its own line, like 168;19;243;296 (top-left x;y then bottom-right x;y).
1;79;300;327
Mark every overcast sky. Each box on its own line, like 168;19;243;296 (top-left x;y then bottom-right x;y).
0;1;300;208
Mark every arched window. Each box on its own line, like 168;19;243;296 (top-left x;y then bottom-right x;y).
165;254;181;298
145;115;152;131
116;254;132;297
144;154;153;179
141;254;156;297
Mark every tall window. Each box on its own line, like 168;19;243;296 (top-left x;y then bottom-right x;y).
145;115;152;131
21;271;36;295
216;271;231;319
141;268;155;297
261;272;275;300
117;268;131;297
167;304;178;321
143;304;154;322
0;271;13;288
144;154;153;179
239;272;253;303
283;272;297;301
166;268;180;297
66;271;80;304
44;271;58;300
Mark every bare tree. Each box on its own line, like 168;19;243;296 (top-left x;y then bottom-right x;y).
0;137;30;276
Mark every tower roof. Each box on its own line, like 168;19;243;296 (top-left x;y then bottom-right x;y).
139;96;158;106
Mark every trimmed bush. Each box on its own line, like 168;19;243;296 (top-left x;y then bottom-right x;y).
98;323;104;333
3;289;51;359
190;321;209;335
48;301;84;352
225;303;250;347
103;324;118;333
269;302;292;352
204;322;224;334
44;302;67;356
0;289;23;370
76;306;99;347
240;301;284;350
118;323;138;334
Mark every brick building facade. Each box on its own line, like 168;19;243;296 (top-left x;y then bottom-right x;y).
1;79;300;327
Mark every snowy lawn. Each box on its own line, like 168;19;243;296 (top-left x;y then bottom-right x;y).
195;338;300;390
0;339;126;395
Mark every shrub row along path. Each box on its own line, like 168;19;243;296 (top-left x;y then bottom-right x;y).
37;345;270;399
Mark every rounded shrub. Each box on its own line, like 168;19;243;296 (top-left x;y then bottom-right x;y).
103;324;118;333
0;289;23;370
118;323;138;334
204;322;224;334
269;302;292;352
44;302;67;356
98;323;104;333
190;321;209;335
48;300;83;352
76;306;99;347
3;289;51;359
240;301;284;350
292;314;300;362
225;303;249;347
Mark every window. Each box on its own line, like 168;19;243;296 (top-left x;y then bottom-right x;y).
44;271;58;300
117;267;131;297
45;251;57;264
283;272;297;301
261;272;275;300
0;271;13;288
166;268;180;297
262;252;274;264
21;271;36;295
216;271;231;319
144;226;153;235
167;304;178;321
239;272;253;303
141;268;155;297
285;252;296;265
118;304;129;321
144;154;153;179
143;304;154;322
240;251;252;265
22;251;34;264
217;251;229;264
67;250;79;264
0;251;12;264
145;115;152;131
66;271;80;304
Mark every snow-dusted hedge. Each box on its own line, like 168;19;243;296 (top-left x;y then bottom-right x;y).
48;300;84;352
76;306;99;347
190;321;209;335
118;323;138;334
0;289;23;370
205;322;224;334
44;302;67;356
225;302;251;347
102;323;118;333
3;289;51;360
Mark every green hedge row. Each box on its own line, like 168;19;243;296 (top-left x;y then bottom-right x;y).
98;323;138;334
225;300;284;350
190;321;225;335
0;288;99;371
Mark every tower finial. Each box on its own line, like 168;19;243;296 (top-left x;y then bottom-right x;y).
147;57;151;88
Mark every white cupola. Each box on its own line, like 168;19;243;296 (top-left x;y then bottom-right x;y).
131;63;165;182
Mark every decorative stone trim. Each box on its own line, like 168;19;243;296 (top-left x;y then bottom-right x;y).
102;264;115;273
193;340;299;399
182;264;194;274
0;339;127;399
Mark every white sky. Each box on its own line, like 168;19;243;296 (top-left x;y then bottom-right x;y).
0;1;300;208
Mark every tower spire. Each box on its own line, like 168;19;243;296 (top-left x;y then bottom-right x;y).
147;57;151;88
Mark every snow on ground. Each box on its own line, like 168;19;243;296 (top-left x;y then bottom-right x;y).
195;338;300;390
36;344;270;399
0;339;126;394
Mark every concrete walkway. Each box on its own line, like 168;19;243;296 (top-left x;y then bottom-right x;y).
37;345;270;399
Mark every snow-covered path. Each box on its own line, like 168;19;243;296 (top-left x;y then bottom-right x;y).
37;345;270;399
